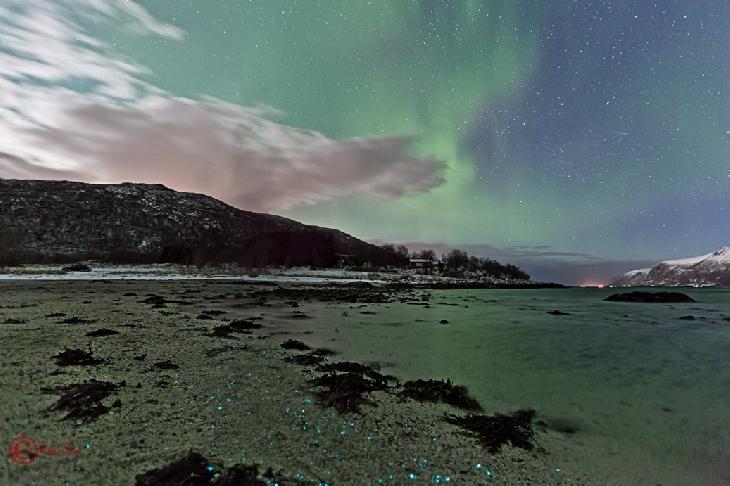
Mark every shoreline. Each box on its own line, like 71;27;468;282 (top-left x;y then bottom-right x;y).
1;280;593;485
0;264;564;289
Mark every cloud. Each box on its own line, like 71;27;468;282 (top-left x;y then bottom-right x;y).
0;0;444;211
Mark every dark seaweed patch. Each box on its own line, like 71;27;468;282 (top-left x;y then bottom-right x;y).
401;379;483;411
85;328;120;337
287;353;325;366
209;325;237;337
280;339;311;351
310;372;387;414
42;380;119;422
202;309;227;316
134;451;303;486
229;320;262;331
310;361;393;414
60;317;97;324
208;320;261;338
446;409;536;453
547;310;571;315
54;348;104;366
150;360;179;371
316;361;394;382
135;451;216;486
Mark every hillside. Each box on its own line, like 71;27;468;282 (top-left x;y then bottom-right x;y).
0;179;398;267
610;247;730;287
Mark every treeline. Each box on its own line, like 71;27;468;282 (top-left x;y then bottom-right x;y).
441;249;530;280
379;245;530;280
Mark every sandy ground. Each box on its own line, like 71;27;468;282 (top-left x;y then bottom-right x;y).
0;281;595;485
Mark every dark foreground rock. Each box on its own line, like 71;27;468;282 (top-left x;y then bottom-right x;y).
604;291;695;303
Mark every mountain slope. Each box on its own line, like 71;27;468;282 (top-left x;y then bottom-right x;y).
611;247;730;287
0;179;398;267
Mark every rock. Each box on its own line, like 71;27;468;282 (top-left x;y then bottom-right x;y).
604;291;695;303
61;263;92;272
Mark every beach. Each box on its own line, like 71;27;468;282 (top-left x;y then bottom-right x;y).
0;280;599;485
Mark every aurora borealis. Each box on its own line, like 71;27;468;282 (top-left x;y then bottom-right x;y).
1;1;728;283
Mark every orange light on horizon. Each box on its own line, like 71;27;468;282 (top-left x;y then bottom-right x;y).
580;282;605;288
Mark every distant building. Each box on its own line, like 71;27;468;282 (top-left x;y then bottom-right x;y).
409;258;442;273
335;254;357;267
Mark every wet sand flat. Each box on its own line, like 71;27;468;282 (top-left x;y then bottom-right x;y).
0;281;594;485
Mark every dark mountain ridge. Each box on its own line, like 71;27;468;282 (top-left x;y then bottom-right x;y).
0;179;398;267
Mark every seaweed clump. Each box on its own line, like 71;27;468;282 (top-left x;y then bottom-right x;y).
85;328;120;337
310;362;392;414
209;319;262;338
150;360;179;371
401;379;483;411
54;348;104;366
446;409;536;453
42;379;119;422
135;451;304;486
280;339;311;351
286;353;325;366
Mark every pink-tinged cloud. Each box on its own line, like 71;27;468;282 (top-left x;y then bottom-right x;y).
0;0;444;211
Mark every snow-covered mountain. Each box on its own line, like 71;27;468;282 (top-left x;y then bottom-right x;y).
611;247;730;287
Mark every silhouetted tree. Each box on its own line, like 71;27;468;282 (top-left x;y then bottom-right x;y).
445;249;470;270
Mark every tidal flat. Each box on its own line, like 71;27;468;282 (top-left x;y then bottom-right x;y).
1;281;728;485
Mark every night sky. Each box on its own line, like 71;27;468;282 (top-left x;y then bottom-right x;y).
1;1;728;283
